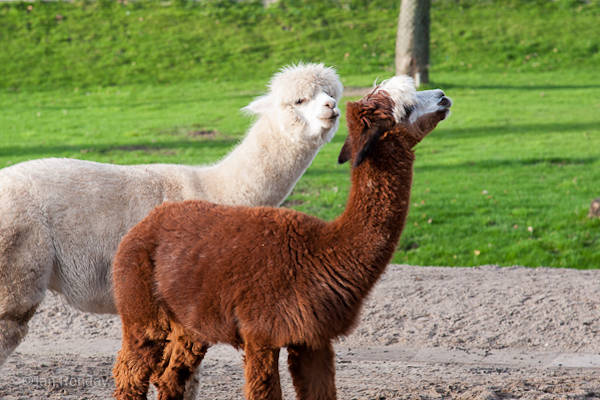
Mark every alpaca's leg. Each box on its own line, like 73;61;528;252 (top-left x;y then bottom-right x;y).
243;342;282;400
113;324;166;400
113;240;171;398
287;343;336;400
113;345;152;400
0;302;39;366
0;222;53;367
152;322;208;400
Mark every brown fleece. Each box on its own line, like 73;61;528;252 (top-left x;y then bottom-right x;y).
112;88;449;400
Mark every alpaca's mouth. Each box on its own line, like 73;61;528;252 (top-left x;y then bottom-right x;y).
320;111;340;121
438;108;451;121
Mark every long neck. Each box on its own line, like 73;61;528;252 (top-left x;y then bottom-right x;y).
331;139;415;291
200;116;322;207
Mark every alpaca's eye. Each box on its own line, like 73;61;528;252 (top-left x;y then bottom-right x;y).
403;105;415;117
295;98;308;105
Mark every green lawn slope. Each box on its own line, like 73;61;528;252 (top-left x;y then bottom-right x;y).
1;0;599;89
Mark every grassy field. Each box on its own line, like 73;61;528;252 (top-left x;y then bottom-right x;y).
1;0;599;89
1;0;599;268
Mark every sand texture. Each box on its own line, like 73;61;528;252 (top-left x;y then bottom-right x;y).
1;265;599;399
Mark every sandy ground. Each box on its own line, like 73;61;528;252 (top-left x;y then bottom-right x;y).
1;264;599;400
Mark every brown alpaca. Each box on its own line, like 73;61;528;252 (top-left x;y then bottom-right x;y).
112;76;452;400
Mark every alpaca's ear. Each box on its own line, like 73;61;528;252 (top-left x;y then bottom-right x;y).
339;101;384;167
243;95;274;115
337;127;384;167
337;137;352;164
338;101;360;165
353;126;384;167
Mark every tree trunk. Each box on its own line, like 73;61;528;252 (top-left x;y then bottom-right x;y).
395;0;431;87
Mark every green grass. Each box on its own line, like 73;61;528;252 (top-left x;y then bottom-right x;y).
0;80;260;165
294;70;600;268
1;70;599;268
1;0;599;90
1;0;599;268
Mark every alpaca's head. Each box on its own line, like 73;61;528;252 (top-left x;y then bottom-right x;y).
338;75;452;166
244;63;343;144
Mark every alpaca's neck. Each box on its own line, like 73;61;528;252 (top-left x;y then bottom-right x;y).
199;116;321;207
331;141;415;293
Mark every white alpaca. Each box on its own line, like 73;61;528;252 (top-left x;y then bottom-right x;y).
0;63;343;368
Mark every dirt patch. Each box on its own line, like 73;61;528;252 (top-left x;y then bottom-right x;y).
2;265;600;399
103;145;177;155
344;86;372;98
187;129;219;138
281;198;304;207
77;145;178;155
161;125;232;140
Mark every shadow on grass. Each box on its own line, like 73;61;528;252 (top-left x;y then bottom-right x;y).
302;166;349;177
0;139;238;159
332;121;599;144
31;91;256;111
437;121;600;139
433;82;600;91
417;156;600;172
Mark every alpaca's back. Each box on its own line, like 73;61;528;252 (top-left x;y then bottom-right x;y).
0;158;187;312
114;199;361;349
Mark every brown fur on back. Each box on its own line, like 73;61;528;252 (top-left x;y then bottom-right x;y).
119;200;365;349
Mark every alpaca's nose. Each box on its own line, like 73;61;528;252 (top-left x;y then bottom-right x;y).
431;89;445;99
324;99;336;109
438;96;451;107
435;90;452;108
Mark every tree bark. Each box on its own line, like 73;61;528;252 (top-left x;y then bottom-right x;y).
395;0;431;87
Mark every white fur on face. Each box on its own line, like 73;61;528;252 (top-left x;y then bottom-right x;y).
374;76;452;125
374;75;418;122
244;63;343;145
293;91;340;142
409;89;452;124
